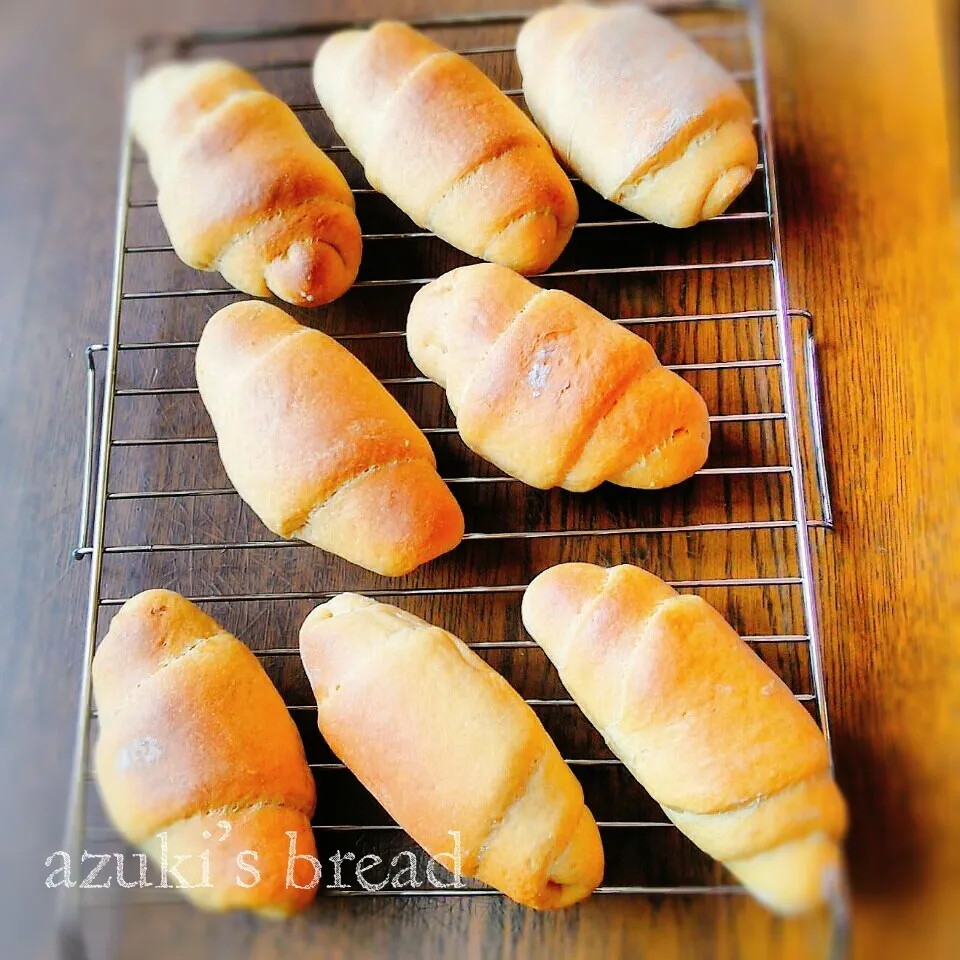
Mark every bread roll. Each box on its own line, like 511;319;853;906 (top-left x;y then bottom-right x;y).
522;564;848;914
195;301;463;576
299;593;604;908
313;21;578;274
517;4;758;227
131;60;362;306
92;590;317;915
407;263;710;490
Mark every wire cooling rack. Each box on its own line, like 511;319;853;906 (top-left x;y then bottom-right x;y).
63;0;843;947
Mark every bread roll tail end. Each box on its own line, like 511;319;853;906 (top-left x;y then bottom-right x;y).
297;459;464;576
726;834;846;916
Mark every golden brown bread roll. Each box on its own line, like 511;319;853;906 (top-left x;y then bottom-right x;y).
196;301;464;576
521;564;848;914
313;21;578;274
131;60;362;306
299;593;604;908
407;263;710;490
517;4;759;227
92;590;318;915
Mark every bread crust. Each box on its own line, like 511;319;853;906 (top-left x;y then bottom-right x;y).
299;593;604;908
517;3;758;227
521;563;848;914
131;60;362;305
407;263;710;490
93;590;318;915
195;301;464;576
313;22;577;274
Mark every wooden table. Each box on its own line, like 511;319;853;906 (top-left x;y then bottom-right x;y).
1;0;957;957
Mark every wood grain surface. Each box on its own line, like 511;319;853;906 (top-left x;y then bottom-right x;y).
0;1;957;959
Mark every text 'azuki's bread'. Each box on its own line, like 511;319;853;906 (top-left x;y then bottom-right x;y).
313;21;578;274
93;590;317;915
299;593;604;908
132;60;362;305
196;301;464;576
407;263;710;490
522;563;848;914
517;4;758;227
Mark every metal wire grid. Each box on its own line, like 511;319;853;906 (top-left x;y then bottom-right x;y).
64;0;840;927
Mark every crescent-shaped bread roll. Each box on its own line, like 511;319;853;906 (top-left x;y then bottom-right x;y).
299;593;604;908
407;263;710;490
521;564;848;914
131;60;362;306
196;301;464;576
93;590;318;915
517;4;758;227
313;21;578;274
